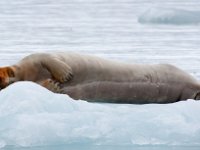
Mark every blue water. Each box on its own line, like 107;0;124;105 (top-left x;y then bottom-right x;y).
0;0;200;78
2;145;200;150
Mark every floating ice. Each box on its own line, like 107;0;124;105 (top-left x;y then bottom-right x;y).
138;7;200;25
0;82;200;149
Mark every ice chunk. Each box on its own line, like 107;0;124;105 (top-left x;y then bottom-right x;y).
138;7;200;25
0;82;200;148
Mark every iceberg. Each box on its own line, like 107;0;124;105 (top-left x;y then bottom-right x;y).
138;7;200;25
0;82;200;149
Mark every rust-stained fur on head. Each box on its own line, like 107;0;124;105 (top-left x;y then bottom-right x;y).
0;67;15;89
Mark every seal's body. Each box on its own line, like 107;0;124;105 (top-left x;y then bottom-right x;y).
0;52;199;103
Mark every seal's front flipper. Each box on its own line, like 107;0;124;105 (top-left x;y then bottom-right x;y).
41;56;73;83
38;78;62;93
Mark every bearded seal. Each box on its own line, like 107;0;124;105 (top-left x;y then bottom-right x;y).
0;52;199;104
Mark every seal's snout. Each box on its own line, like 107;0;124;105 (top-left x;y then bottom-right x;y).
0;84;3;91
0;79;8;90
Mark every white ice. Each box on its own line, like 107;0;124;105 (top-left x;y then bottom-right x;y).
138;7;200;25
0;82;200;149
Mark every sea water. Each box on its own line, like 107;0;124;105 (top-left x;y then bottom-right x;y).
0;0;200;149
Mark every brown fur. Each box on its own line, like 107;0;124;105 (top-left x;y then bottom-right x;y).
0;52;200;103
0;67;15;89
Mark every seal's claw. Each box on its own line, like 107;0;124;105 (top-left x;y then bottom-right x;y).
69;72;73;78
59;71;73;83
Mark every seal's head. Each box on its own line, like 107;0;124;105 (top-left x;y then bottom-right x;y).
0;67;15;90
